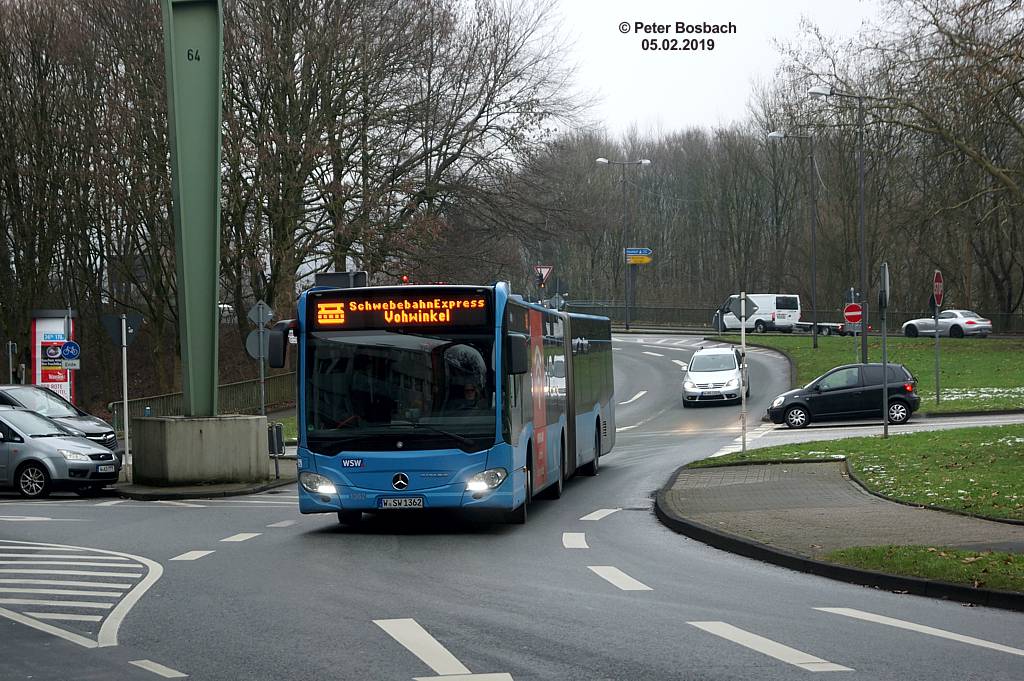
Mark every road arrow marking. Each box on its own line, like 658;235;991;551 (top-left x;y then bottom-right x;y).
689;621;852;672
816;608;1024;657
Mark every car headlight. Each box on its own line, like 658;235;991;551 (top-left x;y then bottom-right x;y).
466;468;507;492
59;449;91;462
725;378;739;389
683;380;696;390
771;396;785;408
299;471;337;495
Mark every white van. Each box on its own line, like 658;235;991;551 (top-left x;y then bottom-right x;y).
712;294;801;333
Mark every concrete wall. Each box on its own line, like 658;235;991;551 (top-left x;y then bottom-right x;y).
132;415;269;485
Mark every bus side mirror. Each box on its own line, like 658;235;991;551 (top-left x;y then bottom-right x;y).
268;320;294;369
507;334;529;375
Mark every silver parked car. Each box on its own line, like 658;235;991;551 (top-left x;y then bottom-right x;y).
0;385;119;454
902;309;993;338
682;346;749;406
0;407;121;498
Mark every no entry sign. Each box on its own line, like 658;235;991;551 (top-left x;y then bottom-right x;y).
843;303;863;324
933;270;944;308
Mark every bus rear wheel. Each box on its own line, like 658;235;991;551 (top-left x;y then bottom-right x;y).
581;426;600;476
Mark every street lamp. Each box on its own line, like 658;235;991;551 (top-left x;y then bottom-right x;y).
809;83;869;363
768;130;820;349
595;156;652;331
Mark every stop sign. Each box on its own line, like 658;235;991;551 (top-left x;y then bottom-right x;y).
933;270;944;308
844;303;863;324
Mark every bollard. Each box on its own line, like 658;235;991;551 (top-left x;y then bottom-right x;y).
267;422;284;479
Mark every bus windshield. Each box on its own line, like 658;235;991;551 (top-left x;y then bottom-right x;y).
305;330;497;453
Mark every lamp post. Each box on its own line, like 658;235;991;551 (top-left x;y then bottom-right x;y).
809;83;868;364
768;130;819;349
596;156;651;330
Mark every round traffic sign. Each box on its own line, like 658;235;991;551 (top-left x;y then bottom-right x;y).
843;303;863;324
60;341;81;360
933;270;944;308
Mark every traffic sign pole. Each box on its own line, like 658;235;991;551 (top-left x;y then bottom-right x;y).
740;292;747;454
258;304;266;418
121;314;132;480
880;263;890;439
933;270;943;404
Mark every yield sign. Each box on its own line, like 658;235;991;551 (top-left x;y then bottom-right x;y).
844;303;863;324
533;265;553;284
933;270;944;308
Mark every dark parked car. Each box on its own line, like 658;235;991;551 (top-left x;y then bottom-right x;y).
767;363;920;428
0;385;118;454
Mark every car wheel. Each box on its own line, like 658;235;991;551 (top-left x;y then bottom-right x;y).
337;510;362;525
904;324;918;338
17;463;51;499
754;320;767;333
784;406;809;429
888;400;910;424
950;325;964;338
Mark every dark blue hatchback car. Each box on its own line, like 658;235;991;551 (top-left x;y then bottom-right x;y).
767;363;921;428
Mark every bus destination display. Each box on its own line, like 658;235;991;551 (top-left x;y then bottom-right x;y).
312;291;489;330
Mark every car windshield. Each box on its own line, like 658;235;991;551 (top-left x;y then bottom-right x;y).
305;330;497;453
5;387;78;418
0;410;68;437
689;353;736;372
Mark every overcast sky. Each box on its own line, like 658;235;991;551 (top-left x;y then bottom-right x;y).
556;0;882;135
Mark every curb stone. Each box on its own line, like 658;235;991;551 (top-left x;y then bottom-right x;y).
655;464;1024;612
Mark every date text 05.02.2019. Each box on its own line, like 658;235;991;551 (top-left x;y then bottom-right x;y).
641;38;714;51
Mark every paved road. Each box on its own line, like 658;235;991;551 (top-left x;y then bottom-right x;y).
1;334;1022;680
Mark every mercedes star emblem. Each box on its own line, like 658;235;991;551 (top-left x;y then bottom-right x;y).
392;473;410;490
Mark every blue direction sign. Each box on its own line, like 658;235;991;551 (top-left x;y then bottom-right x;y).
60;341;81;361
624;247;653;256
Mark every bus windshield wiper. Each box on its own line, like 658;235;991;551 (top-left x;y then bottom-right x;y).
389;420;477;452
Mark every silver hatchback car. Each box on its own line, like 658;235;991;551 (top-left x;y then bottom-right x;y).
682;346;749;406
0;407;121;498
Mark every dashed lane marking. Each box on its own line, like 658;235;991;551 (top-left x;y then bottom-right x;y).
267;520;296;528
374;618;472;675
618;391;647;406
710;423;776;457
688;621;852;672
154;501;206;508
220;533;261;543
95;500;127;507
129;659;188;678
587;566;652;591
562;533;588;549
615;424;640;432
816;608;1024;657
672;360;688;370
642;351;664;357
202;499;295;505
0;540;161;648
170;551;215;562
580;508;620;521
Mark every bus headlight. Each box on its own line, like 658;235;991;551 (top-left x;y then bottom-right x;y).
299;472;337;495
466;468;507;492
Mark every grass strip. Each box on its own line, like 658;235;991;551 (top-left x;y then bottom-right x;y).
822;546;1024;593
709;334;1024;414
687;424;1024;521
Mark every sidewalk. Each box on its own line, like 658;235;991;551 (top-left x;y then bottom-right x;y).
115;457;297;501
655;460;1024;611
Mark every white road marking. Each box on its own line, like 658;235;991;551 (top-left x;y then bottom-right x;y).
0;554;130;561
688;621;852;672
580;508;620;521
28;612;103;622
0;587;123;597
267;520;296;528
587;566;652;591
0;579;132;589
672;360;688;370
562;533;589;549
154;501;206;508
203;499;295;505
0;515;87;522
816;608;1024;657
642;351;664;357
0;569;143;578
0;598;114;609
0;560;143;568
170;551;215;562
618;391;647;405
220;533;261;543
615;424;640;432
95;500;127;506
0;546;85;552
414;675;513;681
374;618;472;675
129;659;189;678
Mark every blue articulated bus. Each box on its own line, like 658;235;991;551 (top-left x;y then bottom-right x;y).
268;280;615;524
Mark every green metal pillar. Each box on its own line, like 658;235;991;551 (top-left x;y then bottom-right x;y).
161;0;223;416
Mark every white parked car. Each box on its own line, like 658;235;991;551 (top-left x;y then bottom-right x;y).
902;310;992;338
712;294;801;333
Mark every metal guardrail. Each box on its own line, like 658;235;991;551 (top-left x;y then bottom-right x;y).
109;372;296;432
566;304;1024;333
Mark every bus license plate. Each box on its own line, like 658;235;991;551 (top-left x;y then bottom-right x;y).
97;465;115;473
379;497;424;509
